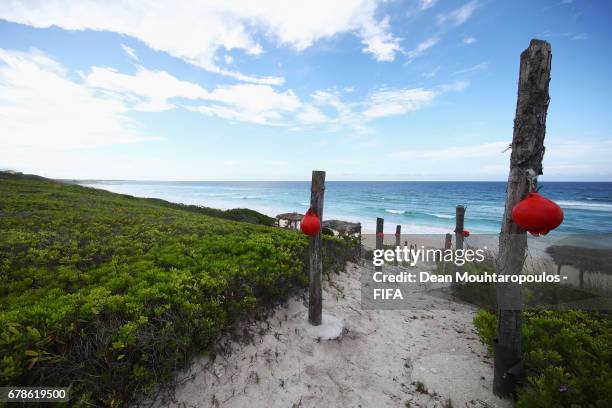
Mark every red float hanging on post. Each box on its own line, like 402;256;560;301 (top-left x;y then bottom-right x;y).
301;208;321;236
462;229;470;238
511;192;564;236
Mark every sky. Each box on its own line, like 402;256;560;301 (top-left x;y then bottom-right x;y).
0;0;611;181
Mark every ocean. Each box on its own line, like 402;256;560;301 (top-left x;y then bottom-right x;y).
78;181;612;235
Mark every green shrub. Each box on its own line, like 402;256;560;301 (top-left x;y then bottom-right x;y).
473;309;496;352
473;309;612;407
0;173;357;405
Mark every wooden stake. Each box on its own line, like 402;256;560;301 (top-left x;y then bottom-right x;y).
375;217;384;272
494;39;551;397
308;170;326;326
394;225;401;265
443;233;452;275
358;224;363;259
452;205;465;289
444;233;452;250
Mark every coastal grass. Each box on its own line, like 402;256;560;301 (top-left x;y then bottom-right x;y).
0;172;357;406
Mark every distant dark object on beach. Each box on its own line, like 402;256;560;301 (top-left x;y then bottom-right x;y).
323;219;361;236
275;212;361;238
276;212;303;229
546;245;612;275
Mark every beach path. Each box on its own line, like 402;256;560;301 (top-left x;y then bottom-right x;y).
150;262;510;408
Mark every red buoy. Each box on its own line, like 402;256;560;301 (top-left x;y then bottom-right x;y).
301;208;321;236
462;229;470;238
511;192;564;236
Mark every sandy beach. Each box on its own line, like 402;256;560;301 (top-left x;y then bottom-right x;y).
148;260;510;408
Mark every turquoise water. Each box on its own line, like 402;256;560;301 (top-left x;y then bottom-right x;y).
80;181;612;234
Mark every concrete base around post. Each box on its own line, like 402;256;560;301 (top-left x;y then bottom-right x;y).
303;313;344;341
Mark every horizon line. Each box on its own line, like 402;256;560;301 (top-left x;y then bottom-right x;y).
62;178;612;183
3;171;611;183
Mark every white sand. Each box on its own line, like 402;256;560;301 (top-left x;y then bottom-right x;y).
148;261;511;408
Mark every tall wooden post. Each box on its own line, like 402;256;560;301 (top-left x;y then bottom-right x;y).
375;218;384;272
308;170;326;326
494;39;551;397
452;205;465;288
394;225;401;265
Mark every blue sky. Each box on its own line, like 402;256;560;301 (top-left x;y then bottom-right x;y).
0;0;611;181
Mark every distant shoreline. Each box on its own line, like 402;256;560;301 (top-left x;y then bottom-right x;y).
64;178;612;183
72;179;612;236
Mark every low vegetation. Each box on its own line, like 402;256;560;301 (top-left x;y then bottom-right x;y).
0;173;357;406
440;251;612;406
474;309;612;407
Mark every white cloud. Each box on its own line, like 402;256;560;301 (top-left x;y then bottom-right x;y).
540;31;589;42
438;80;469;92
83;65;303;125
85;66;208;112
288;81;470;131
312;90;353;117
419;0;439;11
296;105;330;125
362;81;468;119
407;36;439;59
188;104;282;126
308;90;366;130
359;15;403;61
120;44;139;61
362;88;437;119
462;36;476;44
422;65;441;79
85;62;445;128
202;64;284;86
0;0;403;83
0;47;469;139
206;84;300;113
187;84;302;126
437;1;478;27
0;48;155;151
451;62;488;76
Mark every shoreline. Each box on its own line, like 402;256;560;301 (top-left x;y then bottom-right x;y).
77;181;486;235
79;181;607;259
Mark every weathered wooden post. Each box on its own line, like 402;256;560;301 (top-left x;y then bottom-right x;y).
394;225;401;265
443;233;452;274
444;233;452;250
358;224;363;259
308;170;326;326
452;205;465;288
375;217;384;272
494;39;551;397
